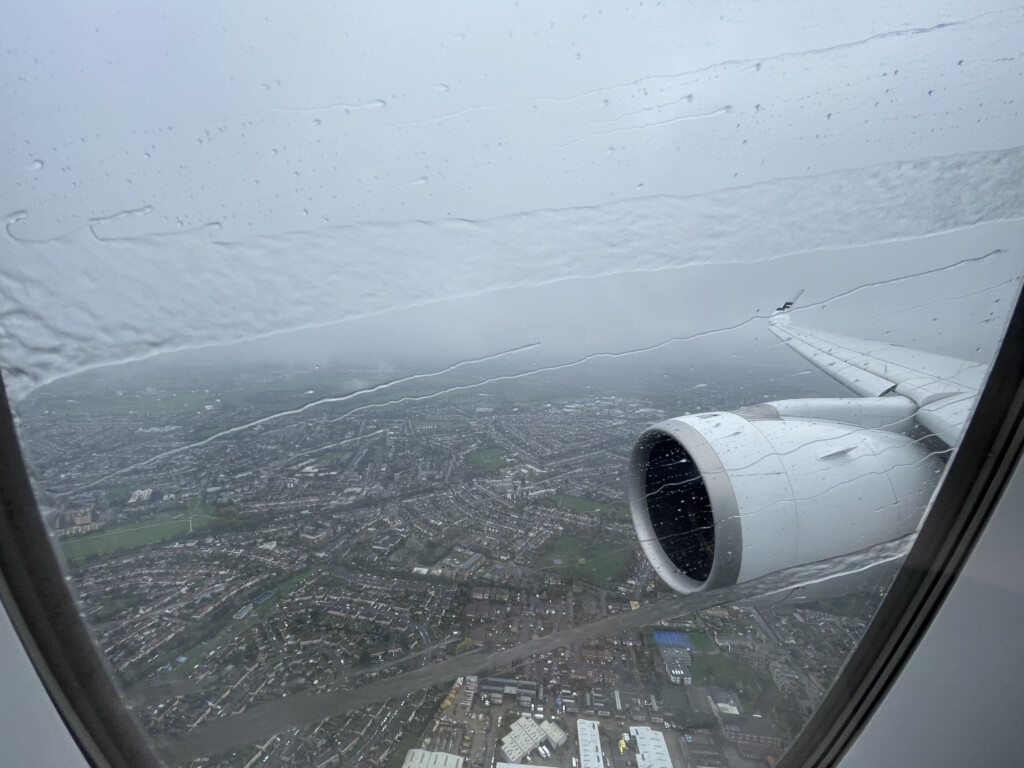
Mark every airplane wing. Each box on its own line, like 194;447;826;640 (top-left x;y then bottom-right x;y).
628;292;994;603
768;303;986;448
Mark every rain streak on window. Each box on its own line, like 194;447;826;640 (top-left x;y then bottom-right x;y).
2;2;1022;767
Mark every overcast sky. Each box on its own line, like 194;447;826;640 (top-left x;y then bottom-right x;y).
2;1;1022;398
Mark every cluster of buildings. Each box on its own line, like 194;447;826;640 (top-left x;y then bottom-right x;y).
498;715;567;763
402;750;465;768
404;719;669;768
652;630;695;686
19;365;874;767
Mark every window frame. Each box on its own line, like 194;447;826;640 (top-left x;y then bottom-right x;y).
779;283;1024;767
0;285;1021;768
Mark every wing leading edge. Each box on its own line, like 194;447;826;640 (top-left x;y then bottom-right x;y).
768;299;986;448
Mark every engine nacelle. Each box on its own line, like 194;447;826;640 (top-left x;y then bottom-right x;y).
629;408;943;597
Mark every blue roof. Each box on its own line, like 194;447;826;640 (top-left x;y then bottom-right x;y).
652;630;694;649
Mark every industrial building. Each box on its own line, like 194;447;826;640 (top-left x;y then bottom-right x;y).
629;726;672;768
476;676;539;710
539;719;568;748
401;749;465;768
498;715;568;764
577;719;604;768
499;715;548;763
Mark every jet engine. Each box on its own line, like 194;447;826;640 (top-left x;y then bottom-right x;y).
629;399;944;598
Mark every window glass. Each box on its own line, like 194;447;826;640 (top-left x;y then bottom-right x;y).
2;3;1022;767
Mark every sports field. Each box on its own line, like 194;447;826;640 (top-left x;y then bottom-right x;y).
60;508;219;560
552;494;631;520
52;385;319;416
468;448;508;471
690;653;770;689
536;535;633;589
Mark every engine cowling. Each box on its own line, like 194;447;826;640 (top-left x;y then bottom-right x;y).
629;408;944;597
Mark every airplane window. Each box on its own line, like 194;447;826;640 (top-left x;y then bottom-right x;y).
2;3;1022;767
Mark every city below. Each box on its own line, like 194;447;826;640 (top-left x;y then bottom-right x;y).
18;355;877;768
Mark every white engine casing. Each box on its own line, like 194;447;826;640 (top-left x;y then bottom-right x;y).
629;410;944;596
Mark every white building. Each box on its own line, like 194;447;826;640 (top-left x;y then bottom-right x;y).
540;719;568;748
402;749;464;768
500;714;548;763
577;719;604;768
500;715;569;763
629;727;672;768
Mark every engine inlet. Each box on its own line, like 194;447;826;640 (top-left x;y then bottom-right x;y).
642;433;715;582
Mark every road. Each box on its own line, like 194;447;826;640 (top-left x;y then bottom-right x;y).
750;607;824;709
158;534;913;764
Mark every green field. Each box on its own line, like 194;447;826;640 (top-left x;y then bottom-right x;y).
60;391;218;415
536;535;634;589
688;629;716;651
56;385;319;416
690;653;770;689
316;449;352;463
468;448;508;471
552;494;631;520
253;565;322;617
690;652;797;730
60;508;220;561
162;565;322;679
88;593;138;622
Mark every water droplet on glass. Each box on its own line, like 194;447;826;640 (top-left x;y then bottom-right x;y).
29;159;44;170
5;211;28;227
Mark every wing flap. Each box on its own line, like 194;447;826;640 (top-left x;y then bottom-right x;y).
779;334;897;397
769;313;986;448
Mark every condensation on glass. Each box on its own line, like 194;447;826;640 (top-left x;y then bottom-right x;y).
2;3;1022;767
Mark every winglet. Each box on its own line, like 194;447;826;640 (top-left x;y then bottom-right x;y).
774;289;804;314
